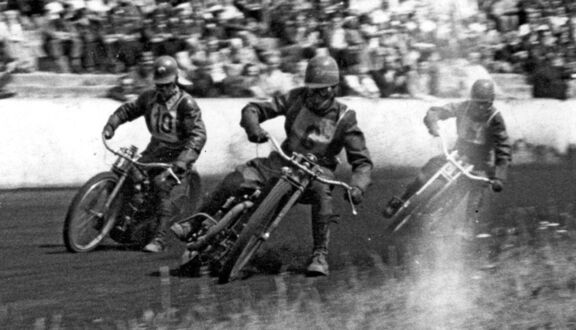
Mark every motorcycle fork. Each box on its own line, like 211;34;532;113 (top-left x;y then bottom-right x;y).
258;175;310;241
103;170;129;219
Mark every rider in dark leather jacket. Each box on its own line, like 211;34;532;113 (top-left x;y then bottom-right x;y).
103;55;207;253
172;55;373;276
382;79;511;226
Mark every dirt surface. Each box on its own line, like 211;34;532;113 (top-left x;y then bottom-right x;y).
0;165;575;328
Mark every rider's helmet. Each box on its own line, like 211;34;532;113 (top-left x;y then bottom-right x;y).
470;79;495;103
153;55;178;84
304;55;340;88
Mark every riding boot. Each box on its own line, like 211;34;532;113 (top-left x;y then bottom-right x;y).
171;171;245;241
306;215;333;276
144;177;176;253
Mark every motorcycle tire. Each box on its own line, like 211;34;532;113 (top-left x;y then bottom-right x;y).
387;176;451;234
63;172;124;253
218;179;293;284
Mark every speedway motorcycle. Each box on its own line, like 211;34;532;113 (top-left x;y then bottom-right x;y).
175;132;358;284
385;131;494;235
63;134;201;253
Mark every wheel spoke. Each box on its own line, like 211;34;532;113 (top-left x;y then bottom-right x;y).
230;237;262;279
64;172;122;252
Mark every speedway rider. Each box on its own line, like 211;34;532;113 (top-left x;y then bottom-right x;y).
171;55;373;276
102;55;207;253
382;79;511;229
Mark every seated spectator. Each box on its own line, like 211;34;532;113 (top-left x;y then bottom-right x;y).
239;62;267;98
531;55;572;100
187;59;221;98
374;55;410;97
405;61;437;100
291;59;308;87
342;63;379;98
106;52;154;102
220;60;250;97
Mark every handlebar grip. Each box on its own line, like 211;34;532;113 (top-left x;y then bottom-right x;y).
167;167;182;185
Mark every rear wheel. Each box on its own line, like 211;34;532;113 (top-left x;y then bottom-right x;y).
63;172;124;253
218;180;293;284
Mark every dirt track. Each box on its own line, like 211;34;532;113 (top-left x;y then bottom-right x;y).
1;164;574;327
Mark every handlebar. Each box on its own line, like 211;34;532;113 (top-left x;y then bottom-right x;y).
437;131;492;185
265;132;358;215
102;134;181;185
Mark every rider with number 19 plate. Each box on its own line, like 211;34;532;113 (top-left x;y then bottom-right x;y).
171;55;373;276
102;55;207;253
382;79;512;228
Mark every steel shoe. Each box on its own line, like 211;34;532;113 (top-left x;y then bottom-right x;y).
382;196;404;218
143;237;166;253
306;252;329;276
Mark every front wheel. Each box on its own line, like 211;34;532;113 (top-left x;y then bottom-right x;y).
63;172;124;253
218;179;293;284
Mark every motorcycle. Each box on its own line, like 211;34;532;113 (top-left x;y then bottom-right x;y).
63;134;201;253
175;132;358;283
385;131;494;235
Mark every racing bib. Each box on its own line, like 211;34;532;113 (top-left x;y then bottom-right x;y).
287;106;344;156
457;115;487;145
148;94;182;143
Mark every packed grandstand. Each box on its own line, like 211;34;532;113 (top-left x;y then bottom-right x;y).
0;0;574;99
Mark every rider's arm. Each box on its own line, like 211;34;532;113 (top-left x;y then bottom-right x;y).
489;112;512;181
175;96;207;168
105;90;152;130
341;110;373;193
240;89;293;132
423;102;461;134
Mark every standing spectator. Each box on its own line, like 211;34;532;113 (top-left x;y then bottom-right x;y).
106;51;155;102
203;38;227;85
75;8;105;72
114;2;144;72
0;40;17;99
342;15;366;74
1;10;34;72
148;4;172;57
257;51;294;97
43;7;83;73
327;15;347;69
531;55;572;100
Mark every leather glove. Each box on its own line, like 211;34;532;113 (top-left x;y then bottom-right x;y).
490;178;504;193
428;123;440;137
346;186;364;205
247;126;269;144
172;161;188;176
155;167;181;191
102;124;115;140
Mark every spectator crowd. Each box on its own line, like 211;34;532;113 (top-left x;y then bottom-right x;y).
0;0;575;100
